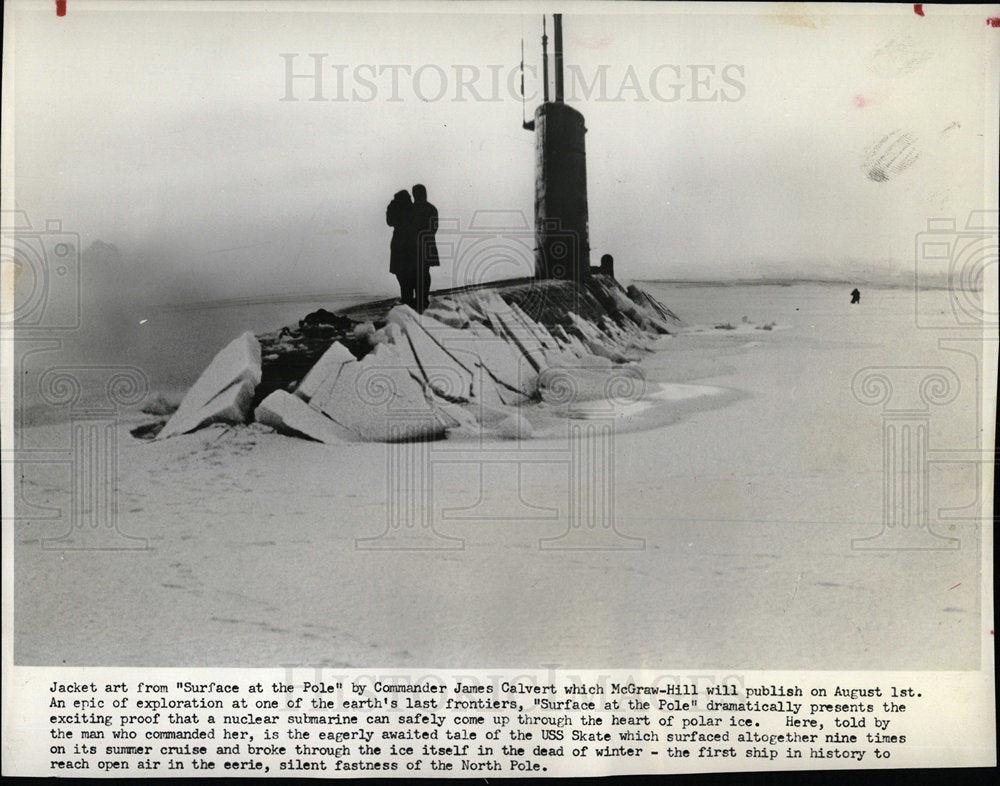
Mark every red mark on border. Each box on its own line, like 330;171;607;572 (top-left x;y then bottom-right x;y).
948;583;961;590
988;17;1000;28
914;4;924;16
853;95;868;108
56;0;66;16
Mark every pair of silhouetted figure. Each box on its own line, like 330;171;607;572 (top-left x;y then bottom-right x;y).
386;184;439;314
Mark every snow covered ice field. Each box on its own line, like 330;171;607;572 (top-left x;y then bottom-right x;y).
12;283;988;669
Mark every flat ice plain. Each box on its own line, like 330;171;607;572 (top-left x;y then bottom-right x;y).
13;283;984;670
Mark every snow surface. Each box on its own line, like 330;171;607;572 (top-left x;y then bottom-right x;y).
12;285;987;669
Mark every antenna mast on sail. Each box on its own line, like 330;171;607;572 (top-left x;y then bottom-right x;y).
553;14;564;102
542;16;550;103
520;39;529;130
524;13;591;281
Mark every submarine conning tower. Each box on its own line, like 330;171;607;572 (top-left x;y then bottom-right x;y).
524;14;591;283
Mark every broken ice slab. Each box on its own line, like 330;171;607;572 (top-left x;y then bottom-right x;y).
426;392;481;433
294;341;356;402
488;309;548;372
316;342;445;442
424;317;500;372
567;313;631;363
493;383;533;407
160;380;256;438
255;390;357;443
474;291;516;337
377;323;430;394
389;304;538;406
462;321;538;396
507;301;559;349
625;284;684;331
422;300;470;329
548;325;590;359
157;331;261;439
387;305;475;402
391;304;479;355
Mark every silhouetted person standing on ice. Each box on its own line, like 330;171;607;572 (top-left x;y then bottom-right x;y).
851;287;861;304
410;184;439;314
387;190;418;308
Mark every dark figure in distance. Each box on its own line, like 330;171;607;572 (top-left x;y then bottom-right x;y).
850;287;861;304
386;190;418;309
410;184;439;314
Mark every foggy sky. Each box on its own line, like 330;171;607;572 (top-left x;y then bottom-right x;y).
6;1;998;300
